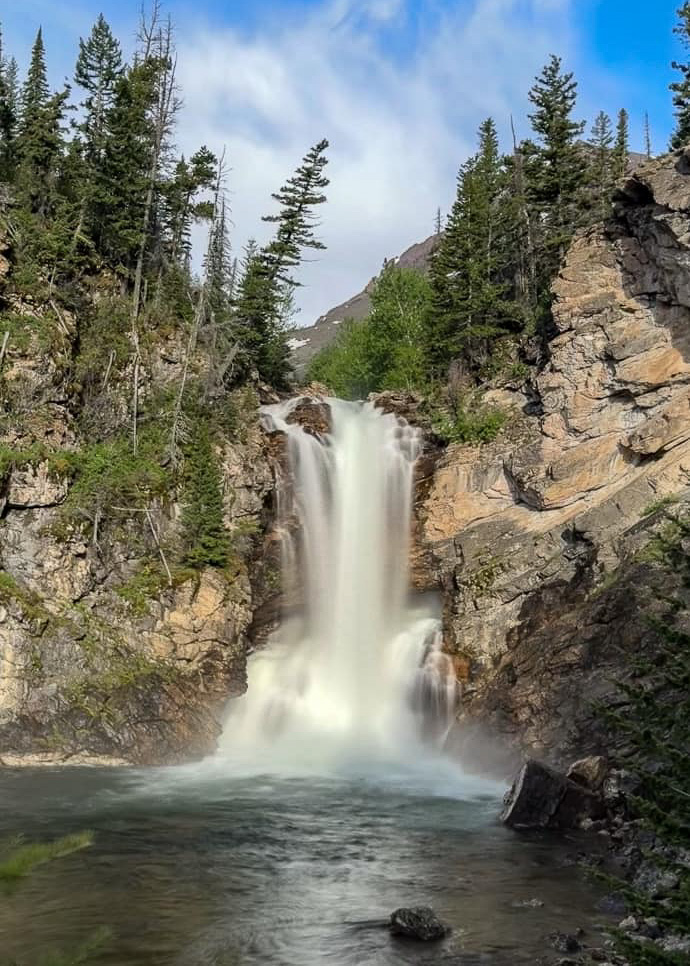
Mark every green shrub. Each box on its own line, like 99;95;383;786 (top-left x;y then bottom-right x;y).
56;429;172;533
429;399;506;445
307;264;431;399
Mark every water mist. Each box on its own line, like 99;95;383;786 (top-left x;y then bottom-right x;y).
217;398;458;774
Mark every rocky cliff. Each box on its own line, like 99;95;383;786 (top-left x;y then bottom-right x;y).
0;279;275;765
415;149;690;766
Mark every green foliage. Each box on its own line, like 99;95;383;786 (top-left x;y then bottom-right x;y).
308;264;431;398
73;14;123;167
614;108;631;179
233;139;330;387
15;29;70;221
641;495;681;518
590;110;615;218
116;562;171;616
116;560;194;616
56;429;171;534
0;832;93;895
601;511;690;963
671;3;690;150
426;118;523;374
181;422;230;569
428;394;506;445
0;441;49;481
0;569;50;623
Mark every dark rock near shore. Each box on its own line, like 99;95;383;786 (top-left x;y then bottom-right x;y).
550;932;581;953
501;759;605;830
389;906;451;941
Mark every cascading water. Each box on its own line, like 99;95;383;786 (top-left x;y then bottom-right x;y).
217;398;458;773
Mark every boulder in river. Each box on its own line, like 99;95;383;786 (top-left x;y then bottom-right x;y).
501;759;605;830
389;906;451;941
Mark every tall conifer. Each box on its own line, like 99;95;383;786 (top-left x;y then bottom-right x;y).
525;55;586;293
16;29;69;218
590;111;615;219
613;108;630;180
671;2;690;149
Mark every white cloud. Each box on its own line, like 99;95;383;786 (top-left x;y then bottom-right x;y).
176;0;575;326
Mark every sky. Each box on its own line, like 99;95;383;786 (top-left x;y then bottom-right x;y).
1;0;683;325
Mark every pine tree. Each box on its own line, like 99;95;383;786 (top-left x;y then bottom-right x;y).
91;62;158;275
525;55;587;296
181;423;230;569
0;28;18;181
590;110;615;219
74;15;123;166
261;138;330;286
233;139;330;387
670;2;690;149
613;108;630;180
15;29;69;219
426;119;518;373
164;146;218;265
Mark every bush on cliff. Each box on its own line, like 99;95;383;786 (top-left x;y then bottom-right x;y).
604;512;690;964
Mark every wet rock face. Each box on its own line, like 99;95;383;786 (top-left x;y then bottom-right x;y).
285;396;332;437
414;150;690;765
389;906;451;941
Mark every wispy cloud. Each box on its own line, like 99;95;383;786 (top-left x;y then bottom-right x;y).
177;0;575;325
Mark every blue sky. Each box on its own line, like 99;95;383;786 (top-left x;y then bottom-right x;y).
1;0;683;322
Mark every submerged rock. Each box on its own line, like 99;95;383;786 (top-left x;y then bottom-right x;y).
551;932;581;953
501;759;604;830
389;906;451;941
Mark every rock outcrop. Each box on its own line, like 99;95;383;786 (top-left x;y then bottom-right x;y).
416;149;690;765
501;759;604;830
0;300;275;765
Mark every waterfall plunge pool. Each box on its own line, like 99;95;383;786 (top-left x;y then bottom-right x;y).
0;764;614;966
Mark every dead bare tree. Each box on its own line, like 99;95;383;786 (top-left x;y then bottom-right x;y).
130;4;182;453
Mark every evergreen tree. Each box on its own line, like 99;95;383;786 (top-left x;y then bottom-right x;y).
233;139;330;386
0;28;18;181
74;15;123;166
91;62;158;275
426;119;518;373
590;110;615;219
163;146;217;265
15;29;69;218
261;138;330;286
181;423;230;569
613;108;630;180
525;55;587;298
670;2;690;150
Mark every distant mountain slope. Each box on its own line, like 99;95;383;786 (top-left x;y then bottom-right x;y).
289;234;438;379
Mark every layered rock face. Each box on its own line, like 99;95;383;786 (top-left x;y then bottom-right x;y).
0;309;274;765
417;150;690;765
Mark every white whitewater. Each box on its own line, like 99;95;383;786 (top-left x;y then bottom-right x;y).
217;398;460;775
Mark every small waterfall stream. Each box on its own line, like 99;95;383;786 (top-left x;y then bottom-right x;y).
218;397;458;771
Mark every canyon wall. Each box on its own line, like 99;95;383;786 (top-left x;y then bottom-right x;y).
415;149;690;765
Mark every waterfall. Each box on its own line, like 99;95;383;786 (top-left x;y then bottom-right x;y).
217;398;458;773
